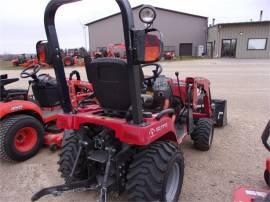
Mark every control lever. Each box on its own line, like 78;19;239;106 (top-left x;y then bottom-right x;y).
175;72;183;106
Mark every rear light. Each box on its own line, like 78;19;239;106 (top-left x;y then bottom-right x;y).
133;30;163;64
144;34;161;62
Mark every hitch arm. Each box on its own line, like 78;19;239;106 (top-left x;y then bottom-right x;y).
31;179;99;201
99;147;115;202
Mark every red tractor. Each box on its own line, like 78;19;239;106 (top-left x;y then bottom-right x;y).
11;54;39;68
0;57;93;162
32;1;227;201
93;43;126;59
233;121;270;202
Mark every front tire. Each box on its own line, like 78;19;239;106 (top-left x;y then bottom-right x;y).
191;118;214;151
0;115;44;162
126;141;184;202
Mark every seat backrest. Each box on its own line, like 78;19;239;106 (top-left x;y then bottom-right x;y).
86;58;131;111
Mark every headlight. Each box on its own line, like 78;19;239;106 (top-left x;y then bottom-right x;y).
139;5;156;24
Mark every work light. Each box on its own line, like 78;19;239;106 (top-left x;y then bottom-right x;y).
139;5;156;24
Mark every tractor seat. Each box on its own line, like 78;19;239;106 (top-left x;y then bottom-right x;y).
85;58;158;113
86;58;131;111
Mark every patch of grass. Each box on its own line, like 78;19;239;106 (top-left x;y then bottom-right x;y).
162;56;209;62
176;56;204;60
0;60;20;70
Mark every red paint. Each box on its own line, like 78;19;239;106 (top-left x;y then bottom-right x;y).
57;110;186;145
14;127;38;152
44;132;63;148
266;158;270;172
0;100;43;120
232;187;270;202
169;76;213;118
67;79;94;108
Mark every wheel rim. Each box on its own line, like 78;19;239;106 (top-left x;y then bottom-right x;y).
14;127;38;152
165;162;180;201
65;59;71;66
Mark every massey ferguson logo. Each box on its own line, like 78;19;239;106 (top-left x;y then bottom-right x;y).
149;123;168;137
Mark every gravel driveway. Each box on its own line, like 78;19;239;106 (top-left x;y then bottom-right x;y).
1;58;270;202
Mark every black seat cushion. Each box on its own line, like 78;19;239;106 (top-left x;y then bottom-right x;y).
86;58;131;111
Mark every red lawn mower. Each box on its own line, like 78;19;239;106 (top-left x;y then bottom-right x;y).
32;0;227;201
233;121;270;202
0;61;93;162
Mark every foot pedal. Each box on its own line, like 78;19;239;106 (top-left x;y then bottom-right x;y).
88;151;108;163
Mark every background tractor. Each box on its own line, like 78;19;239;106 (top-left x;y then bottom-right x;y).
0;42;93;161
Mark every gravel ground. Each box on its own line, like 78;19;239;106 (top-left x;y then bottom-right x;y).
1;58;270;202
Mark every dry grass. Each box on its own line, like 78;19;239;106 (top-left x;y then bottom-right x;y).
0;60;19;70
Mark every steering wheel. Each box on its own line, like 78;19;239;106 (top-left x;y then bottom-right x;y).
20;64;41;79
141;63;163;85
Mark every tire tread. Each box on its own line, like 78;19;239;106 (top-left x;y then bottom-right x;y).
126;141;184;201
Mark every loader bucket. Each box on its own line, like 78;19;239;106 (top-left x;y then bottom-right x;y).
212;99;227;127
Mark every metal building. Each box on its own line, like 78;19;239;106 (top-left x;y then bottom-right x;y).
208;21;270;59
86;5;208;56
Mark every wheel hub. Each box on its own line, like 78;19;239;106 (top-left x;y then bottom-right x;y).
14;127;38;153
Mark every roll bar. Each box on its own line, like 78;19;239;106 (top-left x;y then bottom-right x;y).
44;0;143;124
115;0;143;124
44;0;80;113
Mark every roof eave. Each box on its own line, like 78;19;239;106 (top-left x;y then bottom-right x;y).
85;4;208;26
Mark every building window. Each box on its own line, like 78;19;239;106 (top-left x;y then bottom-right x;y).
247;38;267;50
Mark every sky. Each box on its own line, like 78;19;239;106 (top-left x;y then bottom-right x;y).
0;0;269;54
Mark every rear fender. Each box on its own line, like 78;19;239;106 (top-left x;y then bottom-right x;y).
57;113;178;145
0;100;43;121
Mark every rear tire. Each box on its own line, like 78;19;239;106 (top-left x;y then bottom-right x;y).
191;118;214;151
126;141;184;202
0;115;44;162
58;130;88;183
